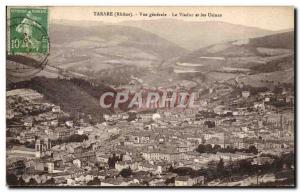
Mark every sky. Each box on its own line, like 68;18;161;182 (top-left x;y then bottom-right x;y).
49;6;294;31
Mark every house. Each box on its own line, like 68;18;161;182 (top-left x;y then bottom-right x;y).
73;159;81;168
35;138;52;158
242;91;250;98
50;120;59;127
54;177;67;184
214;105;225;115
138;113;154;121
131;132;152;144
253;102;265;111
24;118;33;127
286;96;294;104
115;161;130;171
103;113;129;122
96;153;110;163
101;177;129;186
73;151;96;166
175;176;189;186
74;173;94;183
131;122;144;130
65;121;74;128
142;149;185;162
190;176;205;186
232;111;239;116
252;156;274;165
107;127;120;135
175;176;205;186
46;161;55;173
149;178;166;186
52;106;61;113
7;159;27;175
203;132;225;147
73;146;83;154
51;171;72;180
67;167;86;179
67;178;76;186
138;162;156;172
99;169;119;179
20;131;36;142
49;127;74;140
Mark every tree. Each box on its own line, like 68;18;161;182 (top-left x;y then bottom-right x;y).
87;177;101;186
248;145;258;155
44;178;55;185
217;158;225;177
205;144;213;152
25;141;35;149
238;159;253;175
213;145;222;152
108;157;115;169
127;112;137;121
119;167;132;178
196;144;206;153
94;162;104;171
18;176;26;186
273;86;283;94
196;144;214;154
168;165;174;172
7;174;18;186
27;178;38;186
68;134;88;142
174;167;195;176
119;154;123;161
165;177;175;185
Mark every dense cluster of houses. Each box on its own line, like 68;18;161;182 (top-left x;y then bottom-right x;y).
6;85;294;186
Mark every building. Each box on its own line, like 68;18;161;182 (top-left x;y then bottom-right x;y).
175;176;205;186
242;91;250;98
49;127;74;140
52;106;61;113
73;151;96;166
46;161;55;173
73;159;81;168
142;150;185;162
35;138;52;158
115;161;131;171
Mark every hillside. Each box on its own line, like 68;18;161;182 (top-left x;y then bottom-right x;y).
174;31;294;85
7;77;117;122
120;19;274;51
248;31;294;49
49;21;187;73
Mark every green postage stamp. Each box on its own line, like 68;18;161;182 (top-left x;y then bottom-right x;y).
7;7;49;55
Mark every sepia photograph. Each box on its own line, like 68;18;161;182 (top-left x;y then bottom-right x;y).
6;6;295;188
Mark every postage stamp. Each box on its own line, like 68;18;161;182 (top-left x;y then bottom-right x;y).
5;6;295;188
7;7;49;55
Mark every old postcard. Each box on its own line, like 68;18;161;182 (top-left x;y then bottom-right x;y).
6;6;295;187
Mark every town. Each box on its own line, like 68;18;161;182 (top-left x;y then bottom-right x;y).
6;77;294;187
5;6;295;187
